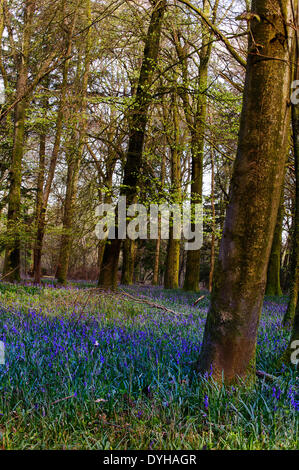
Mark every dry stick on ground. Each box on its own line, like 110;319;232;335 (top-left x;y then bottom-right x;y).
193;295;205;306
84;287;190;317
256;370;279;382
0;266;20;280
117;289;190;317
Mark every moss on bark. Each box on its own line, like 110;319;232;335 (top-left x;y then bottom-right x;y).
197;0;295;384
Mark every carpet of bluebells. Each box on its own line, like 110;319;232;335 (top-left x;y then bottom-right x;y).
0;281;298;449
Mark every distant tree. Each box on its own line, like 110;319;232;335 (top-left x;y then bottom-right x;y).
99;0;167;290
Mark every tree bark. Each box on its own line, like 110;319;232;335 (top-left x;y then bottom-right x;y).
56;0;91;284
164;92;181;289
152;151;166;286
121;239;136;285
33;3;77;284
209;147;216;292
3;0;35;282
33;114;47;281
197;0;294;384
98;0;166;290
173;0;217;291
284;50;299;323
265;193;284;296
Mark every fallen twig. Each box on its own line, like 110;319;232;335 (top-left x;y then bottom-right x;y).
193;295;205;306
51;394;76;405
118;288;187;317
256;370;278;382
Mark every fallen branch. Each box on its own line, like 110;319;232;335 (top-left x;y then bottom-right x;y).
118;289;186;317
256;370;278;382
51;394;76;405
193;295;205;306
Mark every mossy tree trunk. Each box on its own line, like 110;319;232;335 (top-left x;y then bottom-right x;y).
209;148;216;292
197;0;294;384
173;0;218;291
121;239;136;285
183;0;213;291
265;194;284;296
284;38;299;323
152;151;166;286
56;0;91;284
164;93;181;289
33;110;47;279
88;146;116;278
33;4;76;284
282;297;299;367
3;0;35;282
98;0;166;290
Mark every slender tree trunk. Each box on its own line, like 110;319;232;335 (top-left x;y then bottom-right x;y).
98;0;166;290
56;0;91;284
265;194;284;296
197;0;294;384
121;239;136;285
33;4;76;283
152;233;161;285
3;0;35;282
33;118;47;281
183;0;212;291
209;148;216;292
55;149;80;284
164;93;181;289
152;130;166;286
281;285;299;367
284;8;299;325
173;0;217;291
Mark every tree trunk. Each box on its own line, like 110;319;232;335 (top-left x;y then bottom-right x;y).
33;4;76;283
183;0;212;291
197;0;294;384
3;0;34;282
284;54;299;323
33;118;47;282
265;194;284;296
282;296;299;367
209;148;216;292
98;0;166;290
152;135;166;286
121;239;136;285
56;0;91;284
164;92;181;289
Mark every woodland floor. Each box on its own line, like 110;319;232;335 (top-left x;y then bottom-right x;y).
0;281;298;450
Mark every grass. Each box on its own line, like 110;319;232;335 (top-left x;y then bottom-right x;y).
0;282;298;450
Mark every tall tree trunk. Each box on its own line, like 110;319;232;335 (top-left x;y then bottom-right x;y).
284;4;299;325
3;0;34;282
209;147;216;292
33;3;76;284
164;93;181;289
98;0;166;290
121;239;136;285
56;0;91;284
152;152;166;286
33;119;46;280
183;0;213;291
197;0;294;384
265;193;284;296
173;1;218;291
